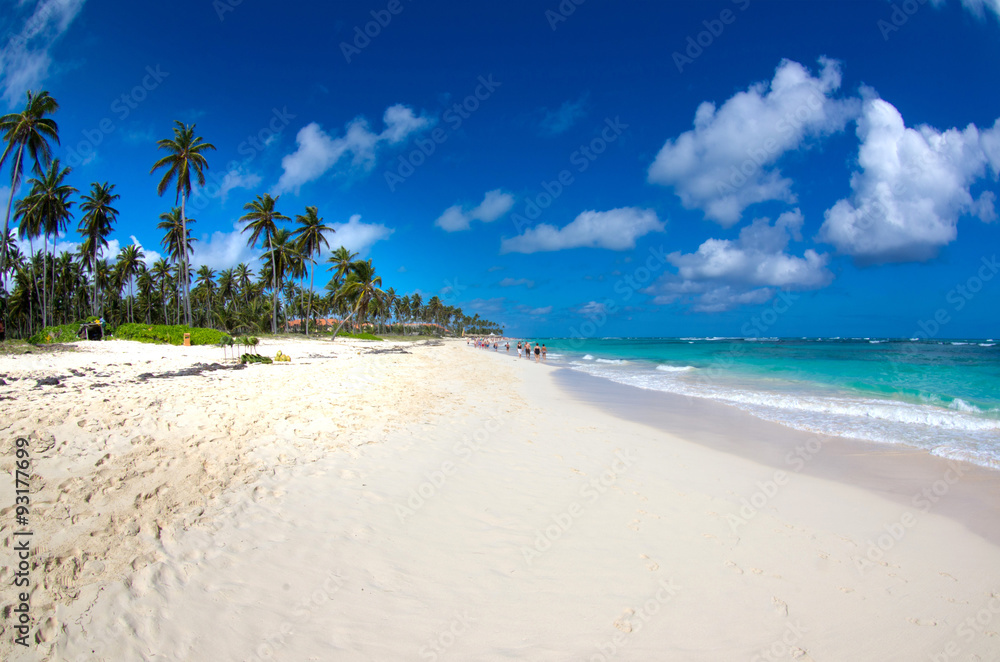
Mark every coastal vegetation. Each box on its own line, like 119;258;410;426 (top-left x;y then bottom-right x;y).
0;90;503;342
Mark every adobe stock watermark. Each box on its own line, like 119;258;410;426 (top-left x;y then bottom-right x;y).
5;0;60;50
587;578;681;661
564;246;672;348
726;434;826;534
64;65;170;168
908;255;998;342
690;290;799;389
395;407;506;523
340;0;413;63
187;106;297;212
928;590;1000;661
213;0;245;21
383;75;502;192
247;573;346;662
521;449;637;565
545;0;587;31
877;0;931;41
748;620;809;662
713;89;825;199
510;117;629;233
673;0;751;74
854;460;969;575
418;611;475;661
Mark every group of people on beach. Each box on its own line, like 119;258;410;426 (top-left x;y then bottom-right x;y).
467;337;547;362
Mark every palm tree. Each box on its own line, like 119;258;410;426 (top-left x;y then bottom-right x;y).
150;121;215;326
79;182;120;317
326;246;358;288
293;206;334;336
195;265;216;325
150;258;172;323
233;262;253;305
13;159;75;327
0;90;59;310
240;193;289;333
330;259;384;340
261;228;303;333
116;243;144;323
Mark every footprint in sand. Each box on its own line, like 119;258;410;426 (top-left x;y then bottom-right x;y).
772;597;788;616
614;609;635;633
907;617;938;627
725;561;744;575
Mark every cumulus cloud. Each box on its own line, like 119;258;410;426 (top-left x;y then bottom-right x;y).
0;0;87;108
501;207;665;254
648;58;858;226
539;96;588;136
324;214;394;257
435;189;515;232
191;222;261;271
817;96;1000;264
274;104;431;194
646;210;832;312
527;306;552;315
190;214;392;272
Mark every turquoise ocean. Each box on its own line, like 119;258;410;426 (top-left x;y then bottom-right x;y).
536;337;1000;470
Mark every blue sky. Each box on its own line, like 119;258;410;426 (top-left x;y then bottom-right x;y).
2;0;999;338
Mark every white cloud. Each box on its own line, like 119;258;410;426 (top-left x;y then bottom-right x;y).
128;235;162;267
218;168;262;203
950;0;1000;20
1;0;87;108
539;96;587;136
190;213;392;272
191;222;261;272
818;96;1000;264
647;210;832;312
434;205;469;232
648;58;858;226
498;277;534;288
324;214;393;258
435;189;515;232
527;306;552;315
578;301;607;316
274;104;431;194
501;207;664;254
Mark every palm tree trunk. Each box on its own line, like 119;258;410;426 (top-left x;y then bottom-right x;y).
180;196;192;326
0;147;23;308
270;236;277;334
307;263;315;336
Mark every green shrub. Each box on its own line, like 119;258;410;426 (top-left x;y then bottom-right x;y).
240;353;272;364
28;323;82;344
336;331;383;341
113;323;229;346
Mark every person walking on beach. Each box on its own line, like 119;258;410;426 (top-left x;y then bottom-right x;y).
542;344;547;361
534;343;540;362
506;342;510;353
517;342;522;358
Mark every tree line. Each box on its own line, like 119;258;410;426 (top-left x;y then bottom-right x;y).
0;90;503;340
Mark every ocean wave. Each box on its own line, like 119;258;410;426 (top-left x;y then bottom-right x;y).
656;364;695;372
582;354;594;360
980;343;996;347
948;398;984;413
595;358;626;364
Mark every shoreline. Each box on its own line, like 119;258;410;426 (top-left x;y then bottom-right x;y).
549;364;1000;548
2;337;999;659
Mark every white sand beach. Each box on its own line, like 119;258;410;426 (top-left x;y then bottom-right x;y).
1;338;999;660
